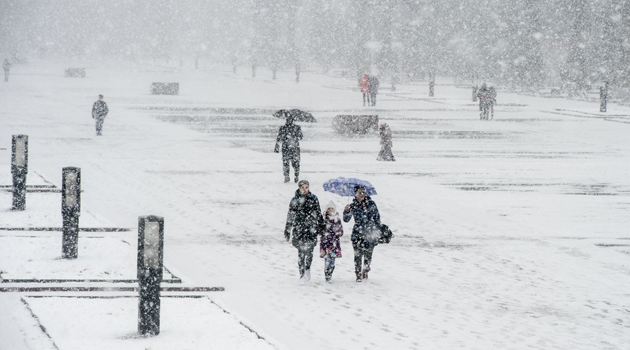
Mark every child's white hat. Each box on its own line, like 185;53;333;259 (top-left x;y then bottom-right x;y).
323;200;336;215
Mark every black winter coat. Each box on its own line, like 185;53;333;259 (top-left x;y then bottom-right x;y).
275;123;303;155
368;76;380;94
343;195;381;248
92;100;109;118
284;189;324;247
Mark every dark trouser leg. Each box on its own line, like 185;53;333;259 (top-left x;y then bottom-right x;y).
291;152;300;182
363;93;367;105
95;117;105;135
282;155;290;182
4;71;8;82
297;241;315;277
324;257;335;280
353;244;363;272
371;93;377;106
297;248;306;277
303;245;313;271
363;246;374;272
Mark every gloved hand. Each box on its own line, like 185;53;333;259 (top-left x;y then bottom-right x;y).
274;144;280;153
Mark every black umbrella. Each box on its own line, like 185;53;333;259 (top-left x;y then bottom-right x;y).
273;109;317;123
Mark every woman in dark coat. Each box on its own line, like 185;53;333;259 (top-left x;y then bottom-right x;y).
343;185;381;282
284;180;324;283
368;75;379;106
377;123;395;161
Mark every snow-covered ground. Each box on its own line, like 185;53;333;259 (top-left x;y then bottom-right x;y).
1;60;630;349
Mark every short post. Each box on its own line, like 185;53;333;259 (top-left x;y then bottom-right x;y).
11;135;28;211
295;63;300;83
600;81;608;113
137;216;164;336
472;85;478;102
429;72;435;97
61;167;81;259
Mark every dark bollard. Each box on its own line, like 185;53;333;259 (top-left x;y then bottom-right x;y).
429;72;435;97
472;85;478;102
137;216;164;336
600;81;608;113
11;135;28;211
61;167;81;259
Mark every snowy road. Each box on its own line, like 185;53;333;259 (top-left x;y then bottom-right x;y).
1;61;630;349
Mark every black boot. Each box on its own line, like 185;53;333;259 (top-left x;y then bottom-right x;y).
355;271;362;282
325;267;334;282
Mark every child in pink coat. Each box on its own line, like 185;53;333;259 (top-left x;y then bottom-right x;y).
320;201;343;282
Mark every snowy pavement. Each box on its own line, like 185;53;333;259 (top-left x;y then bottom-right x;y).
1;60;630;349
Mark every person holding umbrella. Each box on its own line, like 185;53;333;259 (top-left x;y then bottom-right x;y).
274;111;306;183
344;185;381;282
284;180;325;284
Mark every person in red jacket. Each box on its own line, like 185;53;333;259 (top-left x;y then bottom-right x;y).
360;74;370;106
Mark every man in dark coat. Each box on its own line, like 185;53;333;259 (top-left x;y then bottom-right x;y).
368;75;379;106
92;94;109;136
343;185;381;282
274;115;303;183
285;180;325;283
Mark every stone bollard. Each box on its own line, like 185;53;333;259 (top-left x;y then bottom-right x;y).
11;135;28;210
600;81;608;113
137;216;164;336
61;167;81;259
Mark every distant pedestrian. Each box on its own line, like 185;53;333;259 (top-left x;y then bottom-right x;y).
92;94;109;136
284;180;325;284
344;185;381;282
360;74;371;106
368;75;380;106
477;83;491;120
377;123;395;161
489;86;497;119
275;114;303;183
319;201;343;282
3;59;12;82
